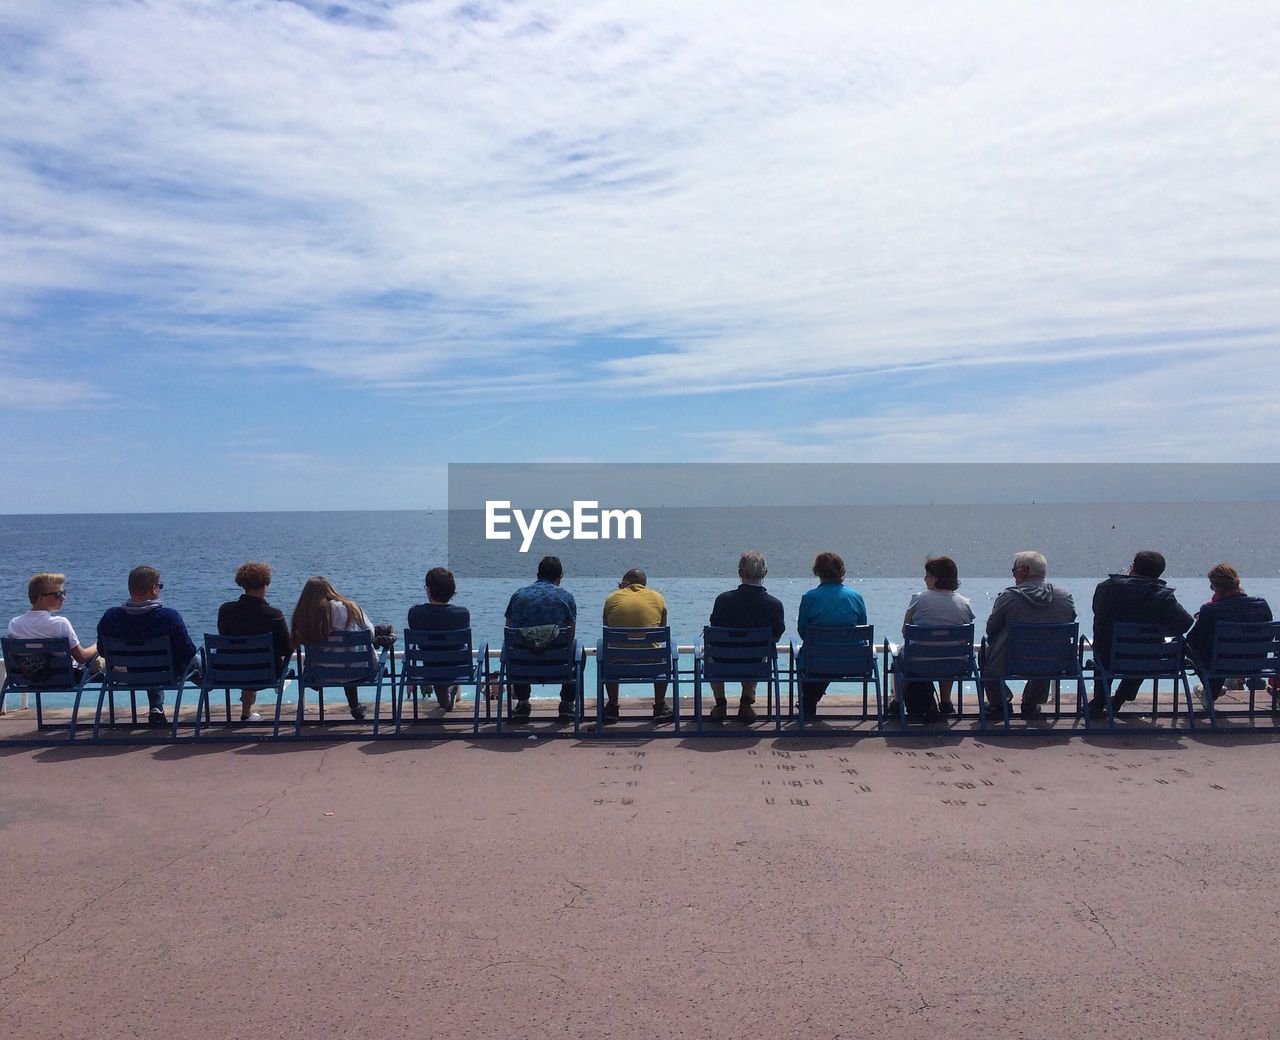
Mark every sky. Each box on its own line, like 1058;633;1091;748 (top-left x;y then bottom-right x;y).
1;0;1277;512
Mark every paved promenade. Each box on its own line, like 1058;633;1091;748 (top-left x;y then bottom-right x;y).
1;732;1277;1039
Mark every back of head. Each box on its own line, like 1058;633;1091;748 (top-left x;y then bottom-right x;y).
925;555;960;591
292;575;339;644
1131;550;1165;580
26;572;66;606
426;567;456;602
1208;562;1241;594
235;561;273;591
1013;551;1047;580
537;556;563;582
738;550;767;583
621;568;647;587
128;565;161;597
811;552;845;583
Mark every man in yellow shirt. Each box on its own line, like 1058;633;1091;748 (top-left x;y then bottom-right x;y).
601;569;671;720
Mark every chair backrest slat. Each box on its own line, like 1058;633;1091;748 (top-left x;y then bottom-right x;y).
798;625;875;680
501;627;578;683
1208;621;1280;675
598;627;675;684
100;636;181;687
899;624;976;680
401;628;477;684
1;636;78;689
700;626;777;682
202;633;280;687
1005;622;1080;679
300;630;379;686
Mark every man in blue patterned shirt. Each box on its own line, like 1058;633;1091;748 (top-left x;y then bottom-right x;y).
504;556;578;720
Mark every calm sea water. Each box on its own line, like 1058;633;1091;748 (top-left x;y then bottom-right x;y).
3;508;1277;702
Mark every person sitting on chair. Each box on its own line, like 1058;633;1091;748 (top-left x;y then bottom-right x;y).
894;555;974;719
982;551;1076;719
708;550;785;726
504;556;578;721
1185;563;1273;707
407;566;471;711
97;566;199;726
217;561;292;722
602;568;671;721
290;576;378;721
5;573;102;703
1086;550;1192;718
796;552;866;720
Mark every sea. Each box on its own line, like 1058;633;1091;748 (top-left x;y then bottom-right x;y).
3;506;1278;704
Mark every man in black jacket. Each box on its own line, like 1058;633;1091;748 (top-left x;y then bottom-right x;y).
707;550;785;726
217;561;292;722
1087;550;1192;718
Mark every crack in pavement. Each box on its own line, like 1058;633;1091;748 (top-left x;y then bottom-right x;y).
0;749;332;1010
1076;898;1119;950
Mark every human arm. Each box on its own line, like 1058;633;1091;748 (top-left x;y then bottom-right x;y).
986;591;1011;639
71;641;98;664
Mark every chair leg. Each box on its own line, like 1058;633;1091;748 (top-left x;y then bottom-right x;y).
693;670;703;737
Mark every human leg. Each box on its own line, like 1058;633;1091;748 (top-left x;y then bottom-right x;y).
801;680;829;718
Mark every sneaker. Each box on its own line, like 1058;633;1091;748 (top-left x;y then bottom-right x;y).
653;700;674;720
983;701;1009;720
737;702;757;726
708;701;728;724
937;701;957;717
603;701;620;720
884;697;902;717
558;700;576;721
1193;684;1211;712
147;709;168;727
348;703;367;722
1020;703;1045;720
1086;700;1107;720
240;711;264;723
511;699;531;720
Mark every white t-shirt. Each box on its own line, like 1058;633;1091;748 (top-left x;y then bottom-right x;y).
6;610;81;648
904;589;975;631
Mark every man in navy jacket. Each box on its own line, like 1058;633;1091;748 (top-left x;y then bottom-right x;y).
98;565;199;726
1087;550;1193;717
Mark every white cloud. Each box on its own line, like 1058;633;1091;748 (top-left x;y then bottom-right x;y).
0;0;1277;413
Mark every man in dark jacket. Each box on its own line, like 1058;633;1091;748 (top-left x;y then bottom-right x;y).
707;550;785;726
1186;562;1273;704
983;551;1076;718
217;561;292;722
1086;550;1193;718
97;565;199;726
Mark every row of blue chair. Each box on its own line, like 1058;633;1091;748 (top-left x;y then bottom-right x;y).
3;618;1278;740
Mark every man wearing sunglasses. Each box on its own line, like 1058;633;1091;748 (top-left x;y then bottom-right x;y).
97;565;199;725
5;574;102;695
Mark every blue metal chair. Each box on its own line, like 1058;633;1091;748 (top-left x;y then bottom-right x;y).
393;628;490;737
1;636;102;737
594;626;680;733
1187;620;1280;729
194;633;294;739
295;631;391;736
789;625;880;732
96;636;201;740
496;627;586;735
980;622;1086;731
890;623;979;727
693;626;781;735
1089;623;1194;729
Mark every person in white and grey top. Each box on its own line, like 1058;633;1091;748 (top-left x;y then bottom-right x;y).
900;555;975;717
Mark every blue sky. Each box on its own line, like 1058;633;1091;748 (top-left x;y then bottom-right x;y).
1;1;1278;511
